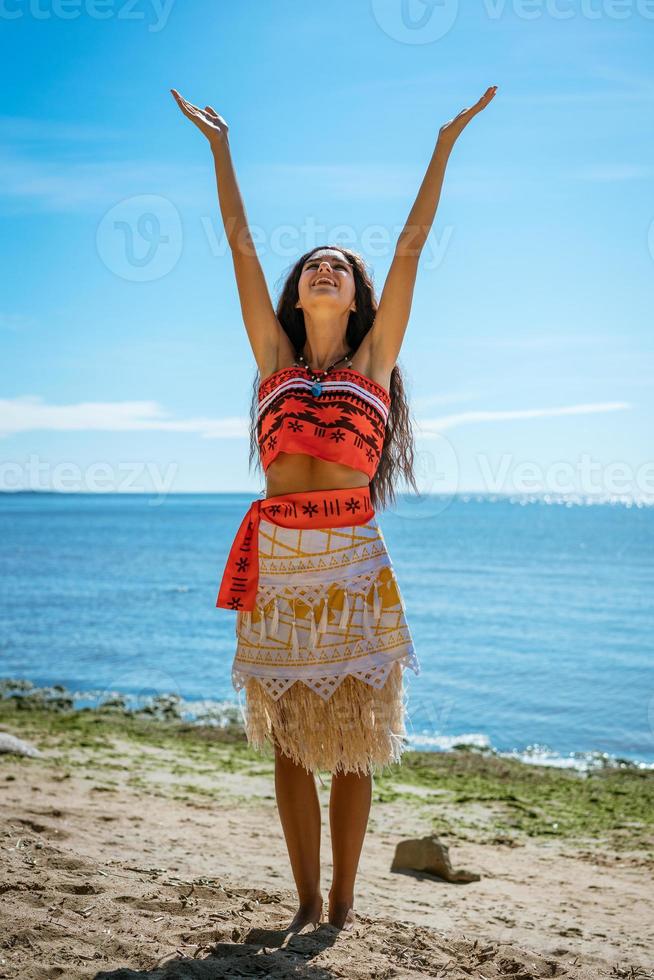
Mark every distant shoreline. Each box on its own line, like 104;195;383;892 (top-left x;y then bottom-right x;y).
1;489;651;506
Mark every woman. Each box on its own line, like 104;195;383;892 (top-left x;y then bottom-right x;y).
171;84;497;933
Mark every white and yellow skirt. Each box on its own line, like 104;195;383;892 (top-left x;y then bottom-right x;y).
231;516;420;776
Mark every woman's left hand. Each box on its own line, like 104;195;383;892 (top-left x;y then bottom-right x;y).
437;85;498;152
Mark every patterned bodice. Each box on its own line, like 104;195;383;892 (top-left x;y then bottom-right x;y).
257;364;391;479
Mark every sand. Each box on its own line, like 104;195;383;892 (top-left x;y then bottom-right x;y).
0;703;652;979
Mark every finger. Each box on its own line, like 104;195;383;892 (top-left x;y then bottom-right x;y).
172;93;194;116
171;90;196;116
171;90;217;132
205;105;218;116
175;99;203;123
177;92;201;114
467;88;496;116
179;97;205;120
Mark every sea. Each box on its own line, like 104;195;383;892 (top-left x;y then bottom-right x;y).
1;492;652;771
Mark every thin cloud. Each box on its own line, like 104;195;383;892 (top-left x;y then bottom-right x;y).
0;396;631;440
248;162;422;202
0;152;418;214
0;313;36;332
463;334;598;351
588;64;654;93
252;163;523;206
411;390;481;411
0;116;127;142
0;397;247;439
345;68;654;106
568;164;654;182
417;402;630;434
0;151;208;213
501;90;654;106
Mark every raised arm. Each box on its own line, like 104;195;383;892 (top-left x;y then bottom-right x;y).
367;85;498;375
170;89;289;378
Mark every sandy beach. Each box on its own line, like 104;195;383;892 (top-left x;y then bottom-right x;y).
1;686;652;979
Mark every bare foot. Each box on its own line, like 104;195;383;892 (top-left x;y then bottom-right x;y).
327;898;355;930
285;895;323;933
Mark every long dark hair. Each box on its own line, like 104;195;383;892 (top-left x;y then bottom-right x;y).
248;244;418;511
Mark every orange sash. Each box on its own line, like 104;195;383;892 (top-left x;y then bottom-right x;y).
216;486;374;611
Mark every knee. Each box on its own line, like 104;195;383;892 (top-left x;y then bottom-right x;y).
274;745;312;774
331;766;372;784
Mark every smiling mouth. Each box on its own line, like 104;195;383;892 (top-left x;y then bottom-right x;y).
312;277;337;287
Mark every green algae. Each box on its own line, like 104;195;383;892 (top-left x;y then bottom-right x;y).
373;749;654;848
2;681;653;851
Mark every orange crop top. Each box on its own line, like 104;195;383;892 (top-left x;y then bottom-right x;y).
257;364;391;479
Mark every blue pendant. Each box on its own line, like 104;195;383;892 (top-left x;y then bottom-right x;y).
311;380;323;396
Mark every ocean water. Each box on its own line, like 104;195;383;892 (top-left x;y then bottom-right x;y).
1;493;653;770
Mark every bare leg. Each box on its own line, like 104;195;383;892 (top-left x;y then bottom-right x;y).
274;745;323;930
328;767;372;928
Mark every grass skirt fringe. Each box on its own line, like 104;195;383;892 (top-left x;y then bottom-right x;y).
241;659;408;776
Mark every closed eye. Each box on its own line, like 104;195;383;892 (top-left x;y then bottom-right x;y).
305;260;349;271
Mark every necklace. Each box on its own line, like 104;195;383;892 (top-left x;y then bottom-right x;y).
294;349;354;396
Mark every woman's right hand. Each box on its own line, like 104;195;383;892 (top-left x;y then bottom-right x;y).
170;89;229;147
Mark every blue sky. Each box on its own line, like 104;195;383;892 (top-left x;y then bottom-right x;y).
1;0;652;501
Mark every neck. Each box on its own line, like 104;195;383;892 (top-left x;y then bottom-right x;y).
301;330;350;371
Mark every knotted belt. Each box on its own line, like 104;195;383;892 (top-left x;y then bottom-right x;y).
216;485;374;611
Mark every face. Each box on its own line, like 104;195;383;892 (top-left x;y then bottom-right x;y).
295;249;356;316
